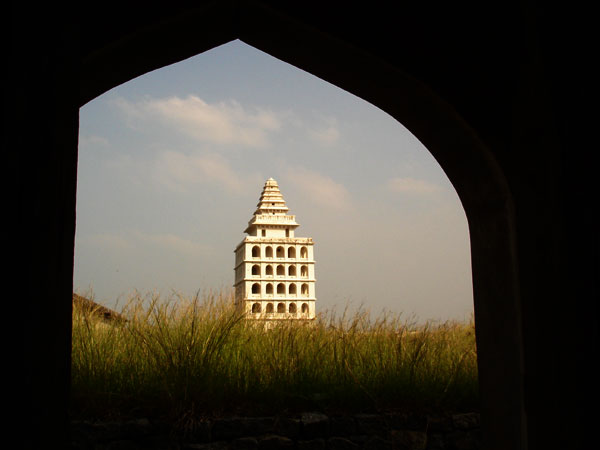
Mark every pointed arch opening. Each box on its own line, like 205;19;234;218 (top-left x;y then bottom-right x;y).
72;11;525;447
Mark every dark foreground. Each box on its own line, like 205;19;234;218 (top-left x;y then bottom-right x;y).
71;410;481;450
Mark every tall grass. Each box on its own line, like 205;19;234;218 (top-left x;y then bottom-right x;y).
71;290;478;421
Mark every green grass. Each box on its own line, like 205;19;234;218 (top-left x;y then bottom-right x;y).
70;290;479;422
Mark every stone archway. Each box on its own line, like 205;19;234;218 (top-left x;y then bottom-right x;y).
76;16;523;448
18;3;581;449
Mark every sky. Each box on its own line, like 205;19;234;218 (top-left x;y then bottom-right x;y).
75;39;473;322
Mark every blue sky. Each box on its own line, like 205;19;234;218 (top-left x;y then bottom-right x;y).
75;40;473;322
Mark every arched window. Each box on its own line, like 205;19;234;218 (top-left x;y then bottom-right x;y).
289;303;297;314
277;302;286;313
301;265;308;277
289;283;297;295
266;283;274;294
277;265;285;276
265;246;273;258
288;265;296;276
252;246;261;258
301;283;309;296
266;303;274;313
301;303;309;314
252;283;261;294
252;303;261;313
276;246;285;258
277;283;285;294
288;247;296;258
252;265;260;276
300;246;308;259
266;265;273;276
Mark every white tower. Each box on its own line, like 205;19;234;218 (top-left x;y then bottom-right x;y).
234;178;316;320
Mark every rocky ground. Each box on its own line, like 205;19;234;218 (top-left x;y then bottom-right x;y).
71;411;482;450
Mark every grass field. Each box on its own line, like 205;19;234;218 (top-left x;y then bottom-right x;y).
70;290;479;422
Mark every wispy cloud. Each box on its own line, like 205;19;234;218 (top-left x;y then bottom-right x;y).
153;151;259;194
105;150;260;195
78;233;133;250
132;231;212;257
112;95;282;148
286;167;353;211
80;231;212;257
386;177;442;194
78;135;110;148
307;117;340;146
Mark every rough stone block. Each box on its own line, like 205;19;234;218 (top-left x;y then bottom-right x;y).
329;416;357;436
427;416;453;433
387;413;428;431
212;418;247;440
354;414;388;436
273;417;301;439
425;433;446;450
296;438;326;450
389;429;427;450
446;430;481;450
258;434;294;449
451;413;480;431
232;437;259;450
327;437;359;450
301;412;329;439
363;435;392;450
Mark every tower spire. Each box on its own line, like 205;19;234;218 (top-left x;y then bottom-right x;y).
244;178;299;235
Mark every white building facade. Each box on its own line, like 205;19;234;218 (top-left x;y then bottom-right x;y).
234;178;316;320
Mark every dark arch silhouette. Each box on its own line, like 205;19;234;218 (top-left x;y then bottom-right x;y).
13;3;592;450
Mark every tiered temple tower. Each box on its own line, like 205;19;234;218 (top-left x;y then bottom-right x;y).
234;178;316;320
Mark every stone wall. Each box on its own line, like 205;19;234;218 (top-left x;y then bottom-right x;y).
71;411;481;450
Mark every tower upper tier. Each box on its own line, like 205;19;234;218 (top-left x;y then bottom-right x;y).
244;178;299;235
